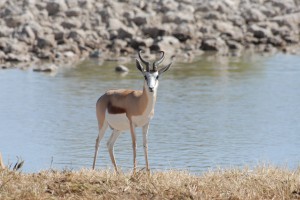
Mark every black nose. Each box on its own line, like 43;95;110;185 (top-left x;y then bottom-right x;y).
149;87;154;92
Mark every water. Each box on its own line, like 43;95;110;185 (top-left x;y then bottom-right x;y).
1;53;300;173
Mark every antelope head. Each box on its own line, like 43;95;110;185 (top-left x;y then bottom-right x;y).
136;50;172;92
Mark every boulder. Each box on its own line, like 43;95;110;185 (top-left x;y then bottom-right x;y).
46;0;67;16
115;65;129;73
36;35;56;49
0;26;13;37
132;13;148;26
242;7;267;22
61;19;82;29
151;36;180;52
226;40;244;51
213;21;244;41
89;49;102;58
162;11;194;24
33;64;58;73
272;13;300;29
248;24;272;39
172;23;196;42
117;27;135;39
142;26;166;38
65;7;82;17
158;0;179;12
65;0;78;8
108;18;125;30
68;29;86;43
25;21;43;37
78;0;93;10
22;25;36;41
269;0;294;11
5;53;31;62
0;38;28;54
129;37;154;50
203;11;226;20
4;16;22;28
200;37;229;54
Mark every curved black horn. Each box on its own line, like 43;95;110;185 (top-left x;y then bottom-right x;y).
153;51;165;71
138;50;150;72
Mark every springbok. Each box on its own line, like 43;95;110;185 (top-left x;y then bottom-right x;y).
92;50;172;173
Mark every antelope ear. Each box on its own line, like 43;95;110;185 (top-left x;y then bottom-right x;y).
136;59;144;72
158;62;172;75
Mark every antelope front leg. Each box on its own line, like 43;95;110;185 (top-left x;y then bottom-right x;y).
142;123;150;172
129;120;137;174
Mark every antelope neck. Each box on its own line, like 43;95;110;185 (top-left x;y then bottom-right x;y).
142;81;156;112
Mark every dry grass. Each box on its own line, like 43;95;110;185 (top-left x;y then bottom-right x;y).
1;166;300;199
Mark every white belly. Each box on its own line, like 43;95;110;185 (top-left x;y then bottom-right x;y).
106;112;153;131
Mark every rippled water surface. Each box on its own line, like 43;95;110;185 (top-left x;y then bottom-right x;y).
1;53;300;173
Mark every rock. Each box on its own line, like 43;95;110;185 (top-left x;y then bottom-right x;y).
203;11;225;20
272;13;300;29
4;17;22;28
213;21;244;41
226;40;244;51
61;19;82;29
108;18;125;30
0;26;13;37
172;23;196;42
283;33;299;44
35;2;46;10
0;50;6;60
89;49;102;58
248;24;272;39
78;0;93;9
65;0;78;8
65;7;81;17
22;25;35;40
151;36;180;53
129;37;154;50
25;21;43;37
33;64;58;72
132;13;148;26
68;30;86;43
158;0;179;12
36;35;56;49
142;26;166;38
115;65;129;73
63;51;76;58
269;0;294;11
117;27;135;39
268;35;285;47
207;0;235;14
5;53;31;62
46;0;67;16
0;38;28;54
162;11;194;24
242;7;266;22
200;37;229;54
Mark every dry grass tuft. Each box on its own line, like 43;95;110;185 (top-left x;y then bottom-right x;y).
1;166;300;199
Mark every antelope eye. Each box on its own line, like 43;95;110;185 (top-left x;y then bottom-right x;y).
144;76;147;80
156;76;159;80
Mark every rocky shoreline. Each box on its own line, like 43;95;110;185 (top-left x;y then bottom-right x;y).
0;0;300;69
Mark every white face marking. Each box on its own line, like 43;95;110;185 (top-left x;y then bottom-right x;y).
144;71;159;92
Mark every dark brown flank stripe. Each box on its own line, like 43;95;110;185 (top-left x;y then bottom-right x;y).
107;102;126;114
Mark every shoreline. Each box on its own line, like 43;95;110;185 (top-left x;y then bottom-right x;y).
1;165;300;199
